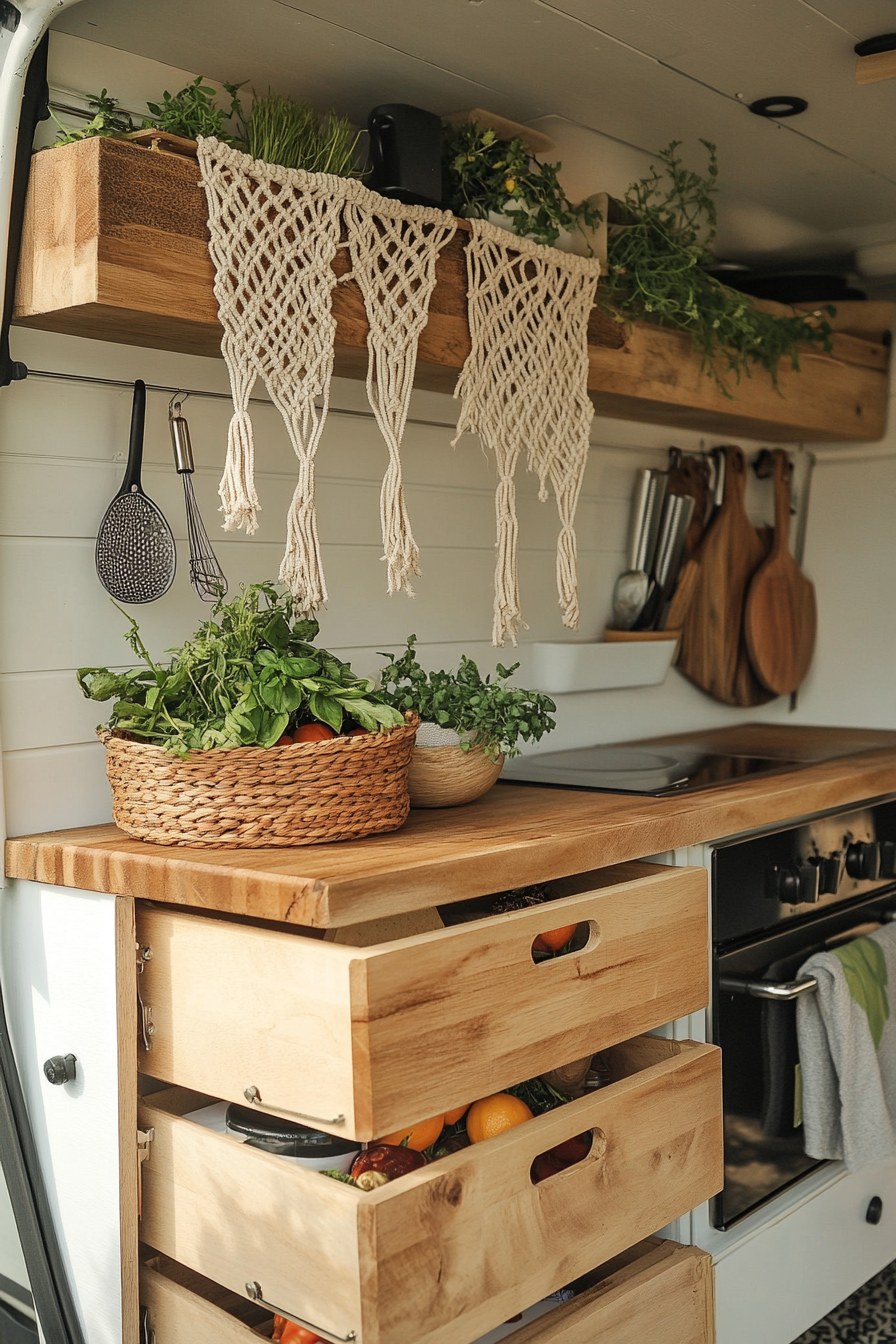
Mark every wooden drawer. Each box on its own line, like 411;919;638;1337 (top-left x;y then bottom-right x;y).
135;861;708;1140
138;1036;722;1344
140;1237;714;1344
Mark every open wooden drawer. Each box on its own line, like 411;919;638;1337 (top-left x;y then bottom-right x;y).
135;861;707;1140
140;1237;714;1344
138;1035;722;1344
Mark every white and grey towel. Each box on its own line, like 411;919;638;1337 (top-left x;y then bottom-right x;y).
796;922;896;1171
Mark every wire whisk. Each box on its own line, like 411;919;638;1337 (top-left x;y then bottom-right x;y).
169;393;228;602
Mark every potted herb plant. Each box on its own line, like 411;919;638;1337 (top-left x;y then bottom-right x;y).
78;583;415;848
378;637;556;807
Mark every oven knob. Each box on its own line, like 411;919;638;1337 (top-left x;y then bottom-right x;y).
769;863;820;904
809;852;843;895
846;841;880;881
880;841;896;880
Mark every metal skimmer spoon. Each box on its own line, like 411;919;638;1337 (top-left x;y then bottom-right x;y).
95;380;176;604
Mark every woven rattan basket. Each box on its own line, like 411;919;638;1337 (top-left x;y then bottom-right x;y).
99;714;419;848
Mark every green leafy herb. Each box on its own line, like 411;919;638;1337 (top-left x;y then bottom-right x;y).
506;1074;571;1116
52;90;134;144
442;120;602;250
78;582;404;756
321;1169;358;1185
601;140;834;393
243;91;362;176
378;636;555;762
143;75;247;143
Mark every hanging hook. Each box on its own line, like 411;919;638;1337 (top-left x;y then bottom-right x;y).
168;389;191;420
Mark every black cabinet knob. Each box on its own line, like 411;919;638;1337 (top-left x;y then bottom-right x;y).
867;1195;884;1225
768;863;821;904
846;842;881;882
43;1054;77;1086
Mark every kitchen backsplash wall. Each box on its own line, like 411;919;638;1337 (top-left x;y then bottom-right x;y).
0;35;892;842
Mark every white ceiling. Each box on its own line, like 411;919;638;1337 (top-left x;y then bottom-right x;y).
52;0;896;267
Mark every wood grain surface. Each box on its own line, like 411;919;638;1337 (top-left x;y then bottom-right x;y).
140;1258;271;1344
13;138;889;442
677;446;776;707
134;863;706;1140
663;558;700;632
138;1038;721;1344
744;449;818;695
7;727;896;928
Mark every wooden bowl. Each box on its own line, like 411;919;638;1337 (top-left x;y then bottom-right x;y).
407;745;504;808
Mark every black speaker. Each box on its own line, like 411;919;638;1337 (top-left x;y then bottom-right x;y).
367;104;444;207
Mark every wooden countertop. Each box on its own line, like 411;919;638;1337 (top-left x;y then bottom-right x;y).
6;725;896;928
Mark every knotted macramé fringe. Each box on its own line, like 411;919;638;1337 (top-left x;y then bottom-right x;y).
453;217;600;645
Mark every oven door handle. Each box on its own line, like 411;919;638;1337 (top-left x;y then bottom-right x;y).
719;974;818;1001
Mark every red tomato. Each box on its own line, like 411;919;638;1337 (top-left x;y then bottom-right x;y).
274;734;293;747
273;1319;321;1344
293;723;337;743
346;725;370;736
549;1132;592;1165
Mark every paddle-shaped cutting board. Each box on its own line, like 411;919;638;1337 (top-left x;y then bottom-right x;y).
677;446;776;706
744;449;817;695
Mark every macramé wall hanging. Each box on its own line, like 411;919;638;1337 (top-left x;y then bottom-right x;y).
453;218;601;647
198;136;456;614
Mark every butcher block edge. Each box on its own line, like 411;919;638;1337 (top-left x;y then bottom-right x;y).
7;726;896;928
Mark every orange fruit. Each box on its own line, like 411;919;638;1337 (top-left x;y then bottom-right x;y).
346;725;370;736
466;1094;533;1143
533;924;579;953
444;1104;470;1125
378;1114;445;1151
294;723;337;742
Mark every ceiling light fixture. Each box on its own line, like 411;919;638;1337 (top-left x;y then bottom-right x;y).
855;34;896;85
748;96;808;118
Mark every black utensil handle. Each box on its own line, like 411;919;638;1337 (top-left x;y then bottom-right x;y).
121;380;146;493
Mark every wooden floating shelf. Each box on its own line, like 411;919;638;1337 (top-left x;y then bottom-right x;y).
14;137;890;443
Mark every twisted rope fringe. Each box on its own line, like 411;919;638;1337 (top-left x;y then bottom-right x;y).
343;187;456;596
453;218;600;644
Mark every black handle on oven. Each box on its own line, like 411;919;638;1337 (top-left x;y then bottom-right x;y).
719;974;818;1001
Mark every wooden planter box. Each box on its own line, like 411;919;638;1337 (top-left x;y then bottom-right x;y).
14;136;890;442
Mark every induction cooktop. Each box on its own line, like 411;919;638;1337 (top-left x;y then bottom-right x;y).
499;743;806;796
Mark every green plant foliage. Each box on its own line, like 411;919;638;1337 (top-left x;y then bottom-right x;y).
78;583;404;755
52;89;134;144
601;140;834;392
143;75;246;143
243;90;362;176
442;120;602;250
506;1074;571;1116
378;635;556;761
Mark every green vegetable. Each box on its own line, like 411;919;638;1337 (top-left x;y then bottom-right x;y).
243;91;362;177
378;635;555;762
321;1169;358;1185
78;582;404;756
506;1074;571;1117
143;75;247;144
51;90;134;145
442;120;601;250
601;140;834;393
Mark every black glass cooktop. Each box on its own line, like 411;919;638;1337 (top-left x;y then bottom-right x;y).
500;744;806;796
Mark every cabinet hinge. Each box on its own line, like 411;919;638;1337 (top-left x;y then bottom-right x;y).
137;1127;154;1219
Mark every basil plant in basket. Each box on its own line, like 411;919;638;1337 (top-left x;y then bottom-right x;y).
378;636;556;809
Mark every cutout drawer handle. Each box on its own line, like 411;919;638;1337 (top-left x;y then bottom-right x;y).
243;1084;345;1127
245;1281;356;1342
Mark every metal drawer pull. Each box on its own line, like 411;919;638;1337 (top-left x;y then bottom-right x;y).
242;1084;345;1127
245;1282;356;1342
720;974;818;1001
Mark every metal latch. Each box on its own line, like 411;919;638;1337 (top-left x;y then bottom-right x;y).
137;1127;154;1219
136;943;153;1052
139;1305;155;1344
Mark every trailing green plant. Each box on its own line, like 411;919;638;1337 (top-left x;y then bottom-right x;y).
601;139;834;392
51;89;134;144
243;90;362;176
442;120;601;250
78;583;404;755
378;635;556;761
143;74;246;143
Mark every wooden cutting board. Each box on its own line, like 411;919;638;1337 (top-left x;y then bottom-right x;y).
677;446;776;707
744;449;817;695
667;451;711;561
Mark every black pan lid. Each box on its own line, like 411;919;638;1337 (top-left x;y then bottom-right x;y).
225;1104;359;1155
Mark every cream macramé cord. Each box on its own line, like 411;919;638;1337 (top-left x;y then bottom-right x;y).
198;138;351;612
342;187;456;596
453;218;600;645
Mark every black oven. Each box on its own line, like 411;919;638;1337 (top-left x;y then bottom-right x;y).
710;798;896;1230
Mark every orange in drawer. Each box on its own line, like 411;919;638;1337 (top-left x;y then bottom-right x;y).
136;861;708;1141
138;1036;722;1344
